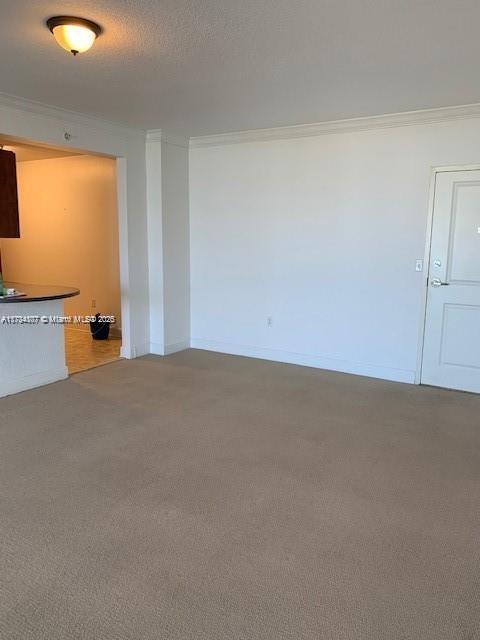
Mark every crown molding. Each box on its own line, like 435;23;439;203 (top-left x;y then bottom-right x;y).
190;103;480;148
146;129;189;148
0;92;145;139
146;129;163;143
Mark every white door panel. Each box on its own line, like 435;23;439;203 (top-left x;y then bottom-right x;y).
422;170;480;393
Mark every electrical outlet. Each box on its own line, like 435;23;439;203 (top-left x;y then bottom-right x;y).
92;299;96;309
415;260;423;272
267;316;273;328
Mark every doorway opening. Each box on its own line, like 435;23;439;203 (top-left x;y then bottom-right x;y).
0;137;123;374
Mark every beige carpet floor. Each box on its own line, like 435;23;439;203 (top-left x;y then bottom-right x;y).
0;349;479;639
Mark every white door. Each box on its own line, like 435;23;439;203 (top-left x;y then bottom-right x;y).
422;169;480;393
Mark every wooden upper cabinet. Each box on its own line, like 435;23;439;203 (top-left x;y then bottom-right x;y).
0;149;20;238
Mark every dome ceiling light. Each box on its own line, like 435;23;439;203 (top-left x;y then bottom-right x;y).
46;16;102;56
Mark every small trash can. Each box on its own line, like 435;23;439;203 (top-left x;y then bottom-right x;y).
89;313;110;340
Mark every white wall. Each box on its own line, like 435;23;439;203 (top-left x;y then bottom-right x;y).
162;140;190;352
190;116;480;383
5;94;480;388
147;133;190;355
146;133;165;352
0;155;121;331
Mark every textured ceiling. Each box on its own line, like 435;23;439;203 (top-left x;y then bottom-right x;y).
1;1;480;136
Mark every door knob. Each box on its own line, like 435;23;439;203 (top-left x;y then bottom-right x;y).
431;278;449;287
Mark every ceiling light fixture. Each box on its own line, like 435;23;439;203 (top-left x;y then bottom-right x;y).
46;16;102;56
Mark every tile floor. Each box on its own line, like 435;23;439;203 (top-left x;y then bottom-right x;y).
65;328;121;374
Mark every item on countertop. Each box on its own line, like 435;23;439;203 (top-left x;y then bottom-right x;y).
0;288;26;299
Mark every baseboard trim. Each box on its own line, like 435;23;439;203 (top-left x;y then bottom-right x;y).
165;340;190;355
134;342;150;358
0;366;69;399
121;342;149;359
149;340;190;356
190;338;416;384
149;342;165;355
120;345;131;359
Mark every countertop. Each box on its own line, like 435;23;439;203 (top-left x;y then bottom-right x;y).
0;282;80;303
